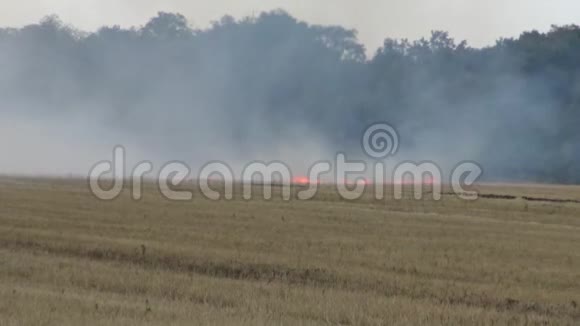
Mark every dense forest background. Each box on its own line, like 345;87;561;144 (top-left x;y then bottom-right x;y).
0;11;579;182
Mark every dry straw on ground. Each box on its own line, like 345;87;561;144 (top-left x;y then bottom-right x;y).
0;177;579;325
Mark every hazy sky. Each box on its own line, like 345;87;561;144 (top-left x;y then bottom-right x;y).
1;0;579;53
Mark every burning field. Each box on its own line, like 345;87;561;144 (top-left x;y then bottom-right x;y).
0;177;579;325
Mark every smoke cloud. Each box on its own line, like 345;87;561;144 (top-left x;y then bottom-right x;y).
0;12;578;183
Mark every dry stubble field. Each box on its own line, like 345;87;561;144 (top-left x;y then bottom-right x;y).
0;177;579;325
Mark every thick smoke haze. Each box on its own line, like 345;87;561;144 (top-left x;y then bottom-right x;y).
0;11;579;183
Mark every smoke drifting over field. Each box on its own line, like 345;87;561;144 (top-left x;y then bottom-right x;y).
0;12;579;183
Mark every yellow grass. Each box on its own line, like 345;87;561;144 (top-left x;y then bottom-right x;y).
0;177;579;325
